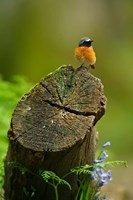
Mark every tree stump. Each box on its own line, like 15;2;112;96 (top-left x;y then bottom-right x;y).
4;65;107;200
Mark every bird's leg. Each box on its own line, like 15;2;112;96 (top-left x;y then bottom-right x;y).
90;64;95;69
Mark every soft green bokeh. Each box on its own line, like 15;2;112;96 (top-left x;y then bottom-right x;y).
1;0;132;158
0;77;32;160
0;0;133;197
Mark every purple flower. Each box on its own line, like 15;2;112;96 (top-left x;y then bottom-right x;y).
99;151;108;161
91;142;112;199
102;142;111;148
91;172;97;181
101;197;108;200
98;169;108;179
107;170;112;181
97;179;108;188
102;151;108;158
91;165;112;190
94;150;108;165
94;159;104;164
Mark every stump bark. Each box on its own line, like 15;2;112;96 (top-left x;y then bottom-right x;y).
4;65;107;200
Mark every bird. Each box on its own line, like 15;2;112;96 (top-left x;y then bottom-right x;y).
75;37;96;69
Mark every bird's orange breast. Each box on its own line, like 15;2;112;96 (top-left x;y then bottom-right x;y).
75;47;96;64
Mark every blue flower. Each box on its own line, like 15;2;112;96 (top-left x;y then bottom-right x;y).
102;151;108;159
94;150;108;164
91;142;112;200
91;171;97;181
107;170;112;181
97;179;108;188
98;169;108;179
101;197;108;200
102;142;111;148
94;159;104;164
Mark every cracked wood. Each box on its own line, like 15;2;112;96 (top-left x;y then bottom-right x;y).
9;65;106;152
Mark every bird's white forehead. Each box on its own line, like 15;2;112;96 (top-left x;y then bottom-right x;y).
85;38;91;41
81;37;91;42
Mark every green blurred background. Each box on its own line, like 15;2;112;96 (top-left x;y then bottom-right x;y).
0;0;133;199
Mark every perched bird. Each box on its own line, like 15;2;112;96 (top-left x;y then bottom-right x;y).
75;37;96;69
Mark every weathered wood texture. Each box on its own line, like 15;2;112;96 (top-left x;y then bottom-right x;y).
4;65;106;200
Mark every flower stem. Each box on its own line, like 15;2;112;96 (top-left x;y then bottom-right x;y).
54;185;59;200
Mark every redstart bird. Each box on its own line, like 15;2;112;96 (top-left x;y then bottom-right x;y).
75;37;96;69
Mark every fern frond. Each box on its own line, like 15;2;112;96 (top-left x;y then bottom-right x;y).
39;170;71;190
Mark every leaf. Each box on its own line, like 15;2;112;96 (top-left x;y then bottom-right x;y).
39;170;71;190
103;161;128;168
7;161;31;175
71;164;92;175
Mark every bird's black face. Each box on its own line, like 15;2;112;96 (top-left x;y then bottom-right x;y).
78;37;93;47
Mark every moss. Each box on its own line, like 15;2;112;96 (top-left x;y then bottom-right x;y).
53;65;75;101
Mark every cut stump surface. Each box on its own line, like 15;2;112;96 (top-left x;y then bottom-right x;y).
10;65;106;152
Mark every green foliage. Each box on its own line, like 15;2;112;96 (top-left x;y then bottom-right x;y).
39;170;71;200
0;162;4;188
70;142;127;200
103;160;128;168
0;162;4;199
70;161;127;200
0;76;33;191
7;161;32;175
6;162;71;200
0;76;32;159
70;164;92;175
39;170;71;190
6;155;127;200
